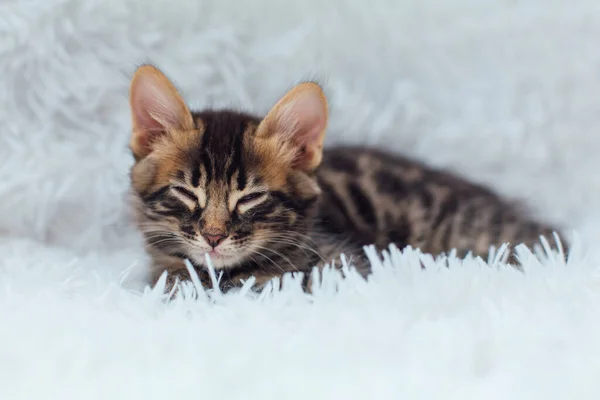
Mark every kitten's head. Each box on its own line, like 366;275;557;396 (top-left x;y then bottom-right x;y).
128;65;328;269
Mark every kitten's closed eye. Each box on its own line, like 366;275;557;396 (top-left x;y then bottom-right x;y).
237;192;267;212
172;186;197;202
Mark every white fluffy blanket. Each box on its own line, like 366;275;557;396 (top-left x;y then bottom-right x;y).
2;0;600;398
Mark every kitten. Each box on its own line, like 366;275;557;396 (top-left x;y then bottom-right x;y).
127;65;564;294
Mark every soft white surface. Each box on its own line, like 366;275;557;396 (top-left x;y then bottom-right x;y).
1;0;600;398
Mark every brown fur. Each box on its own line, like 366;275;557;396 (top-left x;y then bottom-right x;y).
127;65;565;296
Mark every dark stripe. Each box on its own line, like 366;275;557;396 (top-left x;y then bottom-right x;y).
374;169;408;196
201;119;212;147
418;187;434;209
199;119;214;181
347;182;377;226
225;258;262;275
318;181;356;231
235;129;246;189
160;198;187;210
226;129;247;190
143;212;162;222
225;153;238;185
237;167;247;191
180;224;196;236
191;164;201;187
201;152;213;182
269;191;318;215
142;186;170;203
232;229;252;241
172;186;197;202
432;195;458;230
318;216;345;235
440;219;454;253
229;208;241;225
299;196;319;212
460;203;477;235
387;215;411;247
490;209;504;243
514;222;540;245
270;191;300;212
154;209;185;218
190;207;203;221
250;200;279;221
326;153;359;174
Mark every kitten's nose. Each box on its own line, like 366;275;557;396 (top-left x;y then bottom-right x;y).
202;232;227;248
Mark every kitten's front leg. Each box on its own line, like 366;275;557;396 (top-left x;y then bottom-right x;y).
150;256;211;297
299;251;371;294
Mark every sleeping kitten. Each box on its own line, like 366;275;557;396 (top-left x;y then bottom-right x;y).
127;65;563;294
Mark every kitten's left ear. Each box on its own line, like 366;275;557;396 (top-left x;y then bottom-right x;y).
129;65;194;160
256;82;328;171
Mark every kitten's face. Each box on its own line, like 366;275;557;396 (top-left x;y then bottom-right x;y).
131;111;321;269
129;66;327;270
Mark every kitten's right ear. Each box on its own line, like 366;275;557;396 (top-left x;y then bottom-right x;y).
129;65;194;160
255;82;328;172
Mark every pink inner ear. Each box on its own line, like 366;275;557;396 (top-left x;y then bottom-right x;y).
131;94;167;154
133;99;164;134
131;74;187;153
132;81;175;130
129;66;194;159
280;91;327;148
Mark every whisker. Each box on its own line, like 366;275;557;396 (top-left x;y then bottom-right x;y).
249;232;323;256
248;249;286;275
147;238;184;247
252;245;299;272
263;238;326;262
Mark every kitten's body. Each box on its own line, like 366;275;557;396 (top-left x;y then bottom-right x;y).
127;66;562;294
318;147;556;259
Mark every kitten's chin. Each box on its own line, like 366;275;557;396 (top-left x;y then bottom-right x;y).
188;250;246;270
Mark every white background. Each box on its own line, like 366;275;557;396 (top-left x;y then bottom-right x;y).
0;1;599;398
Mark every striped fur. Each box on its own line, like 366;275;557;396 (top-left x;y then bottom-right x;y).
128;65;564;295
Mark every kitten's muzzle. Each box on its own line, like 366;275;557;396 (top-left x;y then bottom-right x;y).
202;232;227;248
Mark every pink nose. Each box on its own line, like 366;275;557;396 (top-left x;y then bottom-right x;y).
202;233;227;248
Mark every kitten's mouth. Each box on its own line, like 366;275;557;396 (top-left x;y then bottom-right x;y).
186;238;255;269
190;248;242;269
207;250;222;258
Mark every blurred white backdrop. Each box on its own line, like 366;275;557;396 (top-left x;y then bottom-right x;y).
2;0;599;255
1;1;600;398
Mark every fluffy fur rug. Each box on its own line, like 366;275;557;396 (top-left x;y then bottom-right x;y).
1;0;600;398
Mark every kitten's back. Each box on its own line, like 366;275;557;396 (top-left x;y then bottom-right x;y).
316;147;559;258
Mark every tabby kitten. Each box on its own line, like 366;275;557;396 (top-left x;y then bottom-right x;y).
128;65;563;294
